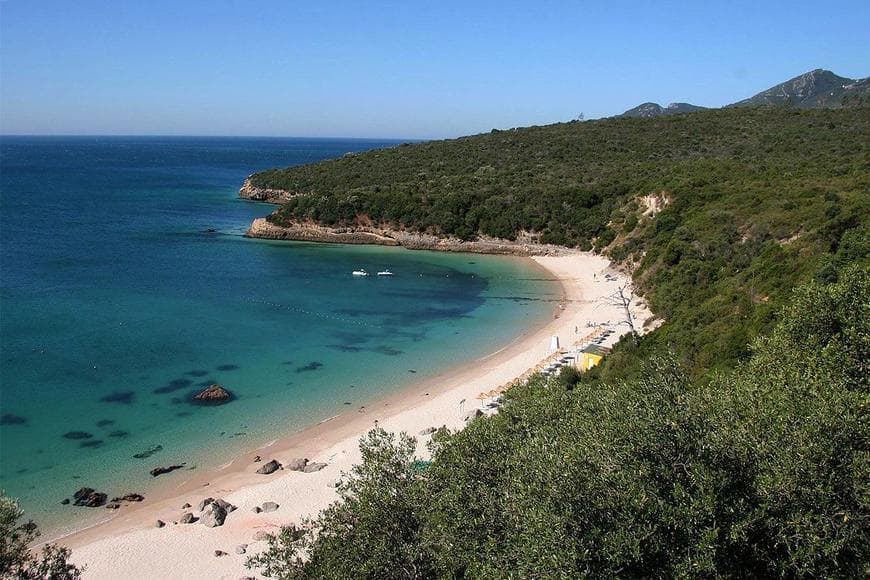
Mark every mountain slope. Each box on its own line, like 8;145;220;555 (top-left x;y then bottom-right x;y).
729;68;870;108
619;102;707;118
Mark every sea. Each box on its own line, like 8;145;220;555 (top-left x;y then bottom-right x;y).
0;136;559;535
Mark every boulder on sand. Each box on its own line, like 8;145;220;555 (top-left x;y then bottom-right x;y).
191;384;233;405
285;458;308;471
111;493;144;503
201;502;228;527
213;498;236;513
261;501;279;513
256;459;281;475
197;497;214;512
155;519;166;528
303;462;327;473
180;512;196;524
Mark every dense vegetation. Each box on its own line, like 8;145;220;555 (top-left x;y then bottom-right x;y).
253;107;870;376
0;491;81;579
249;265;868;578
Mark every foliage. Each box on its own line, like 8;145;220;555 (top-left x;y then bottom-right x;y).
0;491;82;580
250;267;869;578
247;429;431;579
252;106;870;376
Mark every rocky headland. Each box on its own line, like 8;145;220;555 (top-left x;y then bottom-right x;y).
239;178;302;204
244;217;571;257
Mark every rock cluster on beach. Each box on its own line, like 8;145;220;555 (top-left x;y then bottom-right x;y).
72;487;107;507
256;459;281;474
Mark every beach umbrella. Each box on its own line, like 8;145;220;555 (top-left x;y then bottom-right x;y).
475;392;489;400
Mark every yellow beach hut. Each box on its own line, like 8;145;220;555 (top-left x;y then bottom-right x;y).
580;344;610;370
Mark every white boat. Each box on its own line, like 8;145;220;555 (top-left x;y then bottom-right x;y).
377;270;394;276
352;269;369;276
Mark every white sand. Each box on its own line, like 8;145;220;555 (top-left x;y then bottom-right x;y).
66;253;650;579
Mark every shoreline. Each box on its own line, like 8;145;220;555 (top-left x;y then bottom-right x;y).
64;251;650;579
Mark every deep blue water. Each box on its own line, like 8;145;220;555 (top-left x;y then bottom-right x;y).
0;136;558;534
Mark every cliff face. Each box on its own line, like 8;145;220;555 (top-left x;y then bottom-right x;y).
245;217;571;256
239;178;299;204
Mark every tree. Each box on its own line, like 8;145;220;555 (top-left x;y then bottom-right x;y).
603;283;640;342
0;491;82;580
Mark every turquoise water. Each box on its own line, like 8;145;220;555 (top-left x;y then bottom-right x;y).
0;137;559;535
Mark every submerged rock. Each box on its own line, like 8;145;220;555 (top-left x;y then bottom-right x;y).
191;384;233;404
133;445;163;459
256;459;281;475
0;413;26;426
63;431;93;440
150;464;186;477
73;487;107;508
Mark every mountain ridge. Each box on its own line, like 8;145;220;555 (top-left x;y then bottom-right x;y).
618;68;868;117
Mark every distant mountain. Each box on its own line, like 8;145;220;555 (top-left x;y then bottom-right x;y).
728;69;870;109
617;69;869;118
618;102;707;118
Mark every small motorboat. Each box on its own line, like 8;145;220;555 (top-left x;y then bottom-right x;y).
352;269;369;276
377;270;394;276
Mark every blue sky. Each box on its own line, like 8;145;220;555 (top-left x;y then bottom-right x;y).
1;0;867;138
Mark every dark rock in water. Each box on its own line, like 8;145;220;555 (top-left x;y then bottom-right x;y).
303;462;327;473
73;487;107;507
205;228;217;234
372;345;403;356
133;445;163;459
107;430;129;438
285;458;308;472
408;369;417;373
187;370;209;377
197;497;214;512
216;364;239;371
201;502;228;527
63;431;93;440
61;498;70;505
1;413;27;426
150;464;186;477
95;419;115;428
111;493;144;503
100;391;135;404
191;384;233;404
155;519;166;528
80;439;104;448
295;361;323;373
255;459;281;475
179;512;196;524
176;411;193;417
261;501;279;513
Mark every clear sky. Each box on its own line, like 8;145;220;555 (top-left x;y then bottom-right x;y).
1;0;867;139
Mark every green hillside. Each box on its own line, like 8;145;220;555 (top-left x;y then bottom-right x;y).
252;106;870;377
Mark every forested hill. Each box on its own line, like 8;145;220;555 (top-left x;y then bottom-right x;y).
250;107;870;377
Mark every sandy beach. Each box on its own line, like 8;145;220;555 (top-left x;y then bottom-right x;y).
64;252;651;579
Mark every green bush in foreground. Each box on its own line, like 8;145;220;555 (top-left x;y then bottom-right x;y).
0;492;82;580
250;266;869;578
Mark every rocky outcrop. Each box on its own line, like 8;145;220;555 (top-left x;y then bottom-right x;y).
239;178;300;204
192;384;232;404
245;218;571;257
256;459;281;475
73;487;107;507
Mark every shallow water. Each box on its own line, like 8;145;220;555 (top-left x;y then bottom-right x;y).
0;136;559;534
